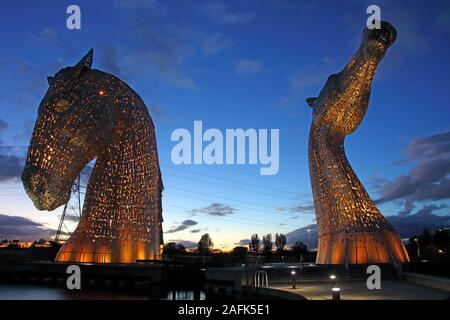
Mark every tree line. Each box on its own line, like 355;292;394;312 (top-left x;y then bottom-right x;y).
163;232;311;261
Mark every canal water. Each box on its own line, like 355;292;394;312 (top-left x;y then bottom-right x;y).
0;284;207;300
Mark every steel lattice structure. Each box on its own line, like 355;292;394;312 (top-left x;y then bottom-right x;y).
22;50;164;263
55;175;82;243
307;22;409;264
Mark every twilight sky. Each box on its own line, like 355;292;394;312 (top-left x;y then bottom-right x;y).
0;0;449;250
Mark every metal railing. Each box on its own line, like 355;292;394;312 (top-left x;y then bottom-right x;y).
254;270;269;288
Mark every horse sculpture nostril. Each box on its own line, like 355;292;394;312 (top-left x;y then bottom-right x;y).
36;184;46;196
379;21;397;45
22;169;47;198
364;21;397;49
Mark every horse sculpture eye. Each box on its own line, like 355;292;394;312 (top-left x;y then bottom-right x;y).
54;99;70;112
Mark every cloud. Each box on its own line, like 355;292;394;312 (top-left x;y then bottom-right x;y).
239;239;250;246
376;131;450;207
0;117;8;145
0;122;24;182
386;206;450;237
108;2;198;91
278;59;336;109
62;215;80;223
201;33;235;57
99;45;122;77
119;21;197;90
203;2;255;25
190;203;237;216
190;228;202;233
404;132;450;159
0;214;55;241
27;27;75;55
414;204;447;215
0;155;23;182
113;0;168;17
105;2;248;91
165;219;198;234
121;26;196;90
234;59;263;76
113;0;166;13
278;203;314;214
398;199;415;216
286;208;450;246
165;239;197;249
285;224;317;247
0;58;51;115
0;118;7;131
11;59;46;97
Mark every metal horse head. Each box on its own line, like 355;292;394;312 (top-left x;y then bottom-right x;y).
307;21;397;137
22;50;116;210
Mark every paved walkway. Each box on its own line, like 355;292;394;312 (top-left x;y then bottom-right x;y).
270;280;450;300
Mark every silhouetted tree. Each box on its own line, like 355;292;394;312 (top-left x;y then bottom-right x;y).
291;241;309;259
262;234;273;255
232;246;248;256
407;227;450;258
421;228;432;249
275;233;286;254
198;233;214;255
163;242;186;258
249;234;260;253
407;235;420;258
433;228;449;254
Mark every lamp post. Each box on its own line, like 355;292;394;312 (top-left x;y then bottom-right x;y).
330;274;336;288
307;229;311;262
414;238;420;258
291;270;296;289
331;287;341;300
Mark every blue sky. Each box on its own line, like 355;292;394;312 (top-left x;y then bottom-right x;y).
0;0;449;250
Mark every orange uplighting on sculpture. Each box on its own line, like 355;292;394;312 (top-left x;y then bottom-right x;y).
307;22;409;264
22;50;163;263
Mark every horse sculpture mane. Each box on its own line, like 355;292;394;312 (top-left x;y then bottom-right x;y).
307;22;409;264
22;50;163;263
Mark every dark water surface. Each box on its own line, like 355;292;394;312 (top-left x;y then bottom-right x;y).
0;284;206;300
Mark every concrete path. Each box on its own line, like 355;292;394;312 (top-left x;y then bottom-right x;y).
270;280;450;300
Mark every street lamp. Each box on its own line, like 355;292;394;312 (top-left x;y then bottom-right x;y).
330;274;336;288
331;287;341;301
291;270;296;289
307;229;311;262
414;238;420;258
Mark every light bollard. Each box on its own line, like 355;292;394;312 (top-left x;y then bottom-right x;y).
291;270;296;289
332;287;341;300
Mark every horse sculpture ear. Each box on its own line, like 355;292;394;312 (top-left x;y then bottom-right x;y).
306;97;317;108
72;49;94;78
47;76;55;86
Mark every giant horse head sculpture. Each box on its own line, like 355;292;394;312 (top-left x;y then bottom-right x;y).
307;22;409;264
22;50;164;263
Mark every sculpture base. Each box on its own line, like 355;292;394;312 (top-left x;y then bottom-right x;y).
55;237;161;264
316;229;410;265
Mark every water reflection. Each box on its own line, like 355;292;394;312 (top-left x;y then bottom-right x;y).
0;284;206;300
165;289;205;300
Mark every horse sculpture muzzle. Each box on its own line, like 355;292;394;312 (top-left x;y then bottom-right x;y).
22;163;72;211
